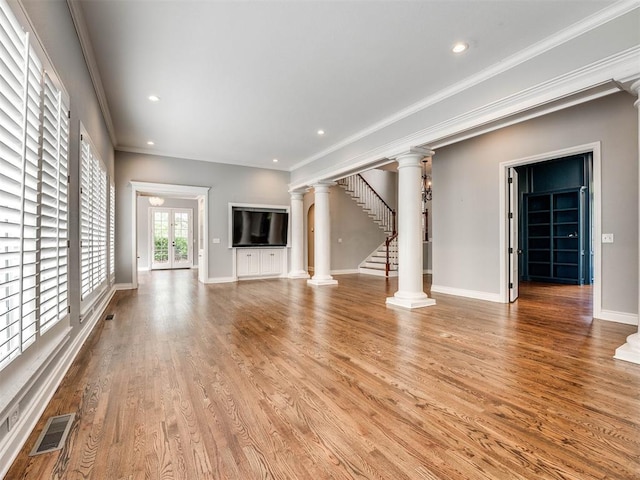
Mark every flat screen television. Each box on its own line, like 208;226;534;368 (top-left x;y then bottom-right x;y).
232;207;289;247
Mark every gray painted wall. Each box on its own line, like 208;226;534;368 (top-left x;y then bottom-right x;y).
432;92;638;315
360;169;398;211
115;151;291;282
0;0;114;447
137;197;199;271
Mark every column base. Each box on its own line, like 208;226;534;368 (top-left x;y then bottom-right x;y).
307;276;338;286
614;333;640;364
288;270;310;279
386;292;436;309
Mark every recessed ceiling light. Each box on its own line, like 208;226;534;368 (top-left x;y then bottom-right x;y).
147;140;155;146
148;95;160;102
317;129;325;136
272;158;278;163
452;42;468;54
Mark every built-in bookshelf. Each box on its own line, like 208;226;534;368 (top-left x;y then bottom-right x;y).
524;188;585;284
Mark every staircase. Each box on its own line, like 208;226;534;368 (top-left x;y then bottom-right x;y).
337;174;398;277
359;239;398;277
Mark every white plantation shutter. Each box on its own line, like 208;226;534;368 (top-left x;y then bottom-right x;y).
39;72;69;333
80;129;108;304
0;0;70;370
0;2;42;368
0;1;29;367
19;41;41;348
109;182;115;281
80;136;91;299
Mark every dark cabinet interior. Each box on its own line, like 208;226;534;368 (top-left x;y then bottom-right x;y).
517;154;591;285
524;188;585;284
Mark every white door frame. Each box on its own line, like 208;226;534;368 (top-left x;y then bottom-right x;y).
130;181;210;288
498;142;601;317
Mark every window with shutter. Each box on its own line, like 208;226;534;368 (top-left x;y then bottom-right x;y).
80;127;108;307
0;0;70;370
109;182;115;282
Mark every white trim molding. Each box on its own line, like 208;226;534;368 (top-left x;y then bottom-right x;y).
597;310;639;326
205;276;237;284
430;284;503;303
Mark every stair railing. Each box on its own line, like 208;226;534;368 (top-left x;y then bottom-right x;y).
337;173;397;276
385;234;398;277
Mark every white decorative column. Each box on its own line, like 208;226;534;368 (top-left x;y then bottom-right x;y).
308;182;338;286
288;189;310;279
615;79;640;364
386;147;436;309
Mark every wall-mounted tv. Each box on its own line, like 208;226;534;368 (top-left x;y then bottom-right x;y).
232;207;289;247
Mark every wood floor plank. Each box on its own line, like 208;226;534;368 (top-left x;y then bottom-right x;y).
5;273;640;479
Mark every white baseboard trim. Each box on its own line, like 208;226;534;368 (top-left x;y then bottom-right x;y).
114;283;135;290
330;269;359;275
595;309;638;326
430;284;503;303
0;286;116;480
137;267;150;272
206;276;237;284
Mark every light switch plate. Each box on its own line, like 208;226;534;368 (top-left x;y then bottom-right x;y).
602;233;614;243
212;238;221;244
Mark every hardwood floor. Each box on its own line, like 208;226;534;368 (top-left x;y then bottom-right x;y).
6;272;640;479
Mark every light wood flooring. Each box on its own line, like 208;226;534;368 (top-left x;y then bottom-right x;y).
6;271;640;479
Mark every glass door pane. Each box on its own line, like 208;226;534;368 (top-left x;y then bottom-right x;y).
151;209;170;269
172;210;192;267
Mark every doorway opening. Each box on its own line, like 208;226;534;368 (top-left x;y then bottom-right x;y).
500;142;601;319
130;181;210;288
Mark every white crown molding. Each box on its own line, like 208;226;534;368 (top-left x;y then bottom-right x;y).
290;0;640;173
116;146;290;172
289;46;640;190
66;0;117;146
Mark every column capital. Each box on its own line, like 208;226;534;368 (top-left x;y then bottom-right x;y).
289;188;309;200
311;181;335;193
393;146;435;160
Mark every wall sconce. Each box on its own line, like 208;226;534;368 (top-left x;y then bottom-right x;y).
148;196;165;206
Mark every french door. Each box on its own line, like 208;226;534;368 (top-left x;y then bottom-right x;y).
151;208;193;270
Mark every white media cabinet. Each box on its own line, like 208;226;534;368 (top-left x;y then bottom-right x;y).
234;247;287;279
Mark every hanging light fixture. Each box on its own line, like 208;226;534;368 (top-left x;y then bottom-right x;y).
422;160;432;202
422;158;432;241
148;196;165;206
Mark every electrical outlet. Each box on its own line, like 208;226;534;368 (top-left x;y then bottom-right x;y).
7;405;19;431
602;233;614;244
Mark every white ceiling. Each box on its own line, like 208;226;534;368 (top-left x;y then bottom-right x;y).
75;0;618;172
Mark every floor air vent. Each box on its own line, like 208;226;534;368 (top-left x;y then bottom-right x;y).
105;313;115;321
29;413;75;456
